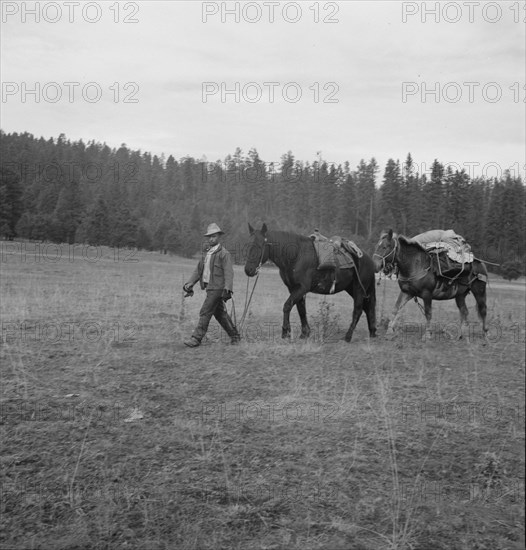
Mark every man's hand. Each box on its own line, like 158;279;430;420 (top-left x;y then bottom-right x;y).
222;289;232;302
183;283;194;297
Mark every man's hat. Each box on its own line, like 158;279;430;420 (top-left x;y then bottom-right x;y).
204;223;224;236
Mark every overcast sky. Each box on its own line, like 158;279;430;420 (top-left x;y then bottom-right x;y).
1;1;525;179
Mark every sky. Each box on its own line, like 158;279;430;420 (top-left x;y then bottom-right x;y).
1;0;525;180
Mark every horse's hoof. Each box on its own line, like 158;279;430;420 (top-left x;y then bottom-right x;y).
370;332;377;338
282;332;291;339
299;333;310;340
344;335;352;343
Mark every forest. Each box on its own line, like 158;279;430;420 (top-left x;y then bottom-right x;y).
0;130;524;273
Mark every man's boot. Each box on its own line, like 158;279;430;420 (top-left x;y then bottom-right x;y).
222;316;241;345
184;336;200;348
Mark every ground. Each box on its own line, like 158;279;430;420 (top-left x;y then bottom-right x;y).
1;243;524;550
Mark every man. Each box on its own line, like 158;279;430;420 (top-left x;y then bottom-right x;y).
183;223;240;347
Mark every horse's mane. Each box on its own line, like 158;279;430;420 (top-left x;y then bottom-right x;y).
262;229;312;268
267;229;312;244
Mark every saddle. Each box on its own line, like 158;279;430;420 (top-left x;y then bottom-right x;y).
309;229;363;293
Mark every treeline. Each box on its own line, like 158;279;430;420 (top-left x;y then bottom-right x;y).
0;130;524;271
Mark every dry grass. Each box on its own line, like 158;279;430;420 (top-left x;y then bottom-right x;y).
1;244;524;549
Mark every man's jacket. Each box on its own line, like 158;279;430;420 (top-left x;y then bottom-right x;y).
187;245;234;291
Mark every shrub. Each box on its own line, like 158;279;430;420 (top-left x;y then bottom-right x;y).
500;260;523;281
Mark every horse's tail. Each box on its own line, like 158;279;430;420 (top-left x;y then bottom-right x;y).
472;258;490;287
356;254;377;300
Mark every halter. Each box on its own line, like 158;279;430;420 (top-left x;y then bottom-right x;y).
373;237;398;274
255;237;272;273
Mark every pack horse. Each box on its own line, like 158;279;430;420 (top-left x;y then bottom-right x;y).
244;223;377;342
373;229;488;338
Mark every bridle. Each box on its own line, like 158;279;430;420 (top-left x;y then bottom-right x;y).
373;236;398;275
253;236;273;274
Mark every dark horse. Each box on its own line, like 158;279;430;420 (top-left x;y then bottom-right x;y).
373;230;488;336
244;223;377;342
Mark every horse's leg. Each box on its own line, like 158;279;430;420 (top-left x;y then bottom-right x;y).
471;280;488;335
296;295;311;339
282;287;308;339
454;293;469;339
344;288;363;342
364;291;377;338
386;291;412;335
421;292;433;341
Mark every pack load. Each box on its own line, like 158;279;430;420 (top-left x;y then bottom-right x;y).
409;229;474;278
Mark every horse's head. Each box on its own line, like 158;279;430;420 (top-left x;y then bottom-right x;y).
244;223;270;277
373;229;397;274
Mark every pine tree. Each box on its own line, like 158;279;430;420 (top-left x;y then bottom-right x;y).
319;163;338;233
0;166;24;238
354;158;378;239
423;159;444;228
111;205;138;248
316;161;330;231
136;222;153;250
445;169;469;233
485;179;505;263
278;151;295;223
246;148;267;220
338;170;356;235
463;178;487;252
401;153;422;234
379;159;402;230
53;180;84;243
153;212;173;253
294;159;310;231
500;173;525;263
82;196;110;246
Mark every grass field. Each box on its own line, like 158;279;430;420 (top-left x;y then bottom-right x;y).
1;243;524;550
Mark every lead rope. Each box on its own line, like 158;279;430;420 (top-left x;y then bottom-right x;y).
237;273;260;331
236;240;268;331
229;275;254;332
229;292;237;328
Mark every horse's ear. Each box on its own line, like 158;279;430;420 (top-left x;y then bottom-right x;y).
261;223;268;236
248;223;254;235
387;229;393;241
